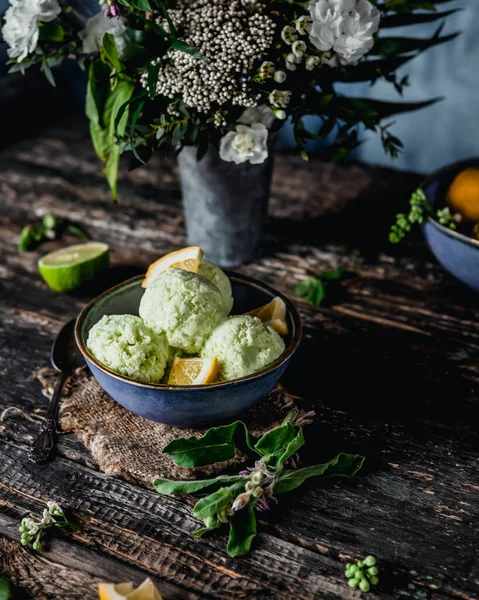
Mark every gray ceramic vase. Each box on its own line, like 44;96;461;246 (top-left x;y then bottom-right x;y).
178;145;274;267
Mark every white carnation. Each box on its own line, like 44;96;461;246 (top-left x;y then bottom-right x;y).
219;123;268;165
79;12;129;56
2;0;61;62
308;0;380;63
239;105;275;129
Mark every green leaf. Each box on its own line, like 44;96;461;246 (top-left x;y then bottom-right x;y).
41;61;56;87
38;21;65;41
169;39;205;60
154;475;245;496
193;488;234;519
372;29;459;58
101;33;123;73
88;79;134;199
193;515;222;538
86;60;110;127
380;8;461;28
172;121;188;147
321;268;344;281
277;429;305;466
227;501;257;557
162;421;256;468
147;61;161;99
254;422;299;464
274;453;365;495
131;0;151;10
293;277;326;306
0;577;12;600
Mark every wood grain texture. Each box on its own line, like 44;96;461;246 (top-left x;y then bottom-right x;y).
0;115;478;600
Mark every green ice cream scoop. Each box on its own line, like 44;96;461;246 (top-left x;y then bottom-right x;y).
87;314;169;383
139;268;227;354
201;315;286;381
198;260;234;314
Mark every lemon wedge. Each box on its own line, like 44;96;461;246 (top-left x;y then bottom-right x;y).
168;357;219;385
98;579;162;600
247;296;288;336
142;246;204;288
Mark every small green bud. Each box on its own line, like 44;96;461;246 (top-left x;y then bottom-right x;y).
43;214;58;230
369;576;379;586
357;561;364;568
252;486;263;498
346;563;352;569
345;569;352;578
32;540;41;551
348;578;359;589
251;471;263;485
364;555;376;567
348;565;358;574
245;481;255;492
20;534;29;545
367;566;378;576
359;579;370;593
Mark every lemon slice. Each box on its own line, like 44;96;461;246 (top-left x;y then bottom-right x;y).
98;579;162;600
127;579;163;600
142;246;204;288
38;242;109;293
447;168;479;222
247;297;288;336
168;357;219;385
98;582;134;600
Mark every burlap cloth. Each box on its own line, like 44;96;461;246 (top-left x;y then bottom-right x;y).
32;367;311;488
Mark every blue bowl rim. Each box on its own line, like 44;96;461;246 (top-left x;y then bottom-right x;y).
74;271;302;391
422;157;479;251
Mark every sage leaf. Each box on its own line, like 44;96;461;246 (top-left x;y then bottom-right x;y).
254;422;299;463
169;40;204;60
274;453;365;495
227;501;257;558
163;421;255;467
154;475;244;496
193;515;221;538
277;428;305;466
101;33;123;73
0;578;12;600
321;268;344;281
193;488;234;519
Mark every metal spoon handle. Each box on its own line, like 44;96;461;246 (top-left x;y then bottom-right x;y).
29;371;68;464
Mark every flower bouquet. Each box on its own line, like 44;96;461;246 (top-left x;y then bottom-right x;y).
1;0;457;263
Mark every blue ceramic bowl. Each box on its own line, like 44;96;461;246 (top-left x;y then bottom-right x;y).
422;158;479;292
75;272;302;428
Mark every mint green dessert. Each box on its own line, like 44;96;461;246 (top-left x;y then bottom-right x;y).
87;314;169;383
198;260;234;314
201;315;285;380
139;268;227;353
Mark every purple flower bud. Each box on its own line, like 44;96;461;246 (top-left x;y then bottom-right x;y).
232;493;250;512
111;5;121;18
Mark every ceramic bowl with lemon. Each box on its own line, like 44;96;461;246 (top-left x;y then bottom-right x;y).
75;247;302;428
423;159;479;292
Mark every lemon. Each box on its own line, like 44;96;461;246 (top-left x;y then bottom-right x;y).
247;296;288;336
38;242;109;292
98;579;162;600
168;357;219;385
446;168;479;222
142;246;204;288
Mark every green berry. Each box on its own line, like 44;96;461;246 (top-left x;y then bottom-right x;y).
348;578;359;589
32;540;41;551
369;576;379;586
367;566;378;576
364;556;376;567
359;579;370;593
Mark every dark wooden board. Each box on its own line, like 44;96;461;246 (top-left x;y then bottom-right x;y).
0;116;478;600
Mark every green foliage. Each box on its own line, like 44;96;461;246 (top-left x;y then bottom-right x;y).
345;555;379;592
156;412;364;557
18;214;89;252
293;268;345;306
0;578;12;600
389;188;458;243
19;502;79;551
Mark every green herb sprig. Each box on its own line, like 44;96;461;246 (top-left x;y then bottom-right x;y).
293;268;344;306
155;412;364;557
18;214;90;252
345;555;379;592
19;501;79;551
0;577;12;600
389;188;459;243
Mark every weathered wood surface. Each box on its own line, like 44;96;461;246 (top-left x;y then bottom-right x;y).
0;115;478;600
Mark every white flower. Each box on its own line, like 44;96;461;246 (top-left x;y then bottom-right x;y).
281;25;297;45
285;61;296;71
305;55;321;70
2;0;61;62
295;15;312;35
292;40;307;57
308;0;380;63
239;105;275;129
273;109;287;120
274;70;287;83
286;52;302;65
47;501;64;516
79;12;129;56
269;89;292;109
258;60;275;78
20;517;39;535
219;124;268;165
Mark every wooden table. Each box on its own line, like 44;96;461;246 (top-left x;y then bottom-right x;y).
1;116;478;600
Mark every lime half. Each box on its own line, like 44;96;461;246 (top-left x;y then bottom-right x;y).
38;242;109;292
